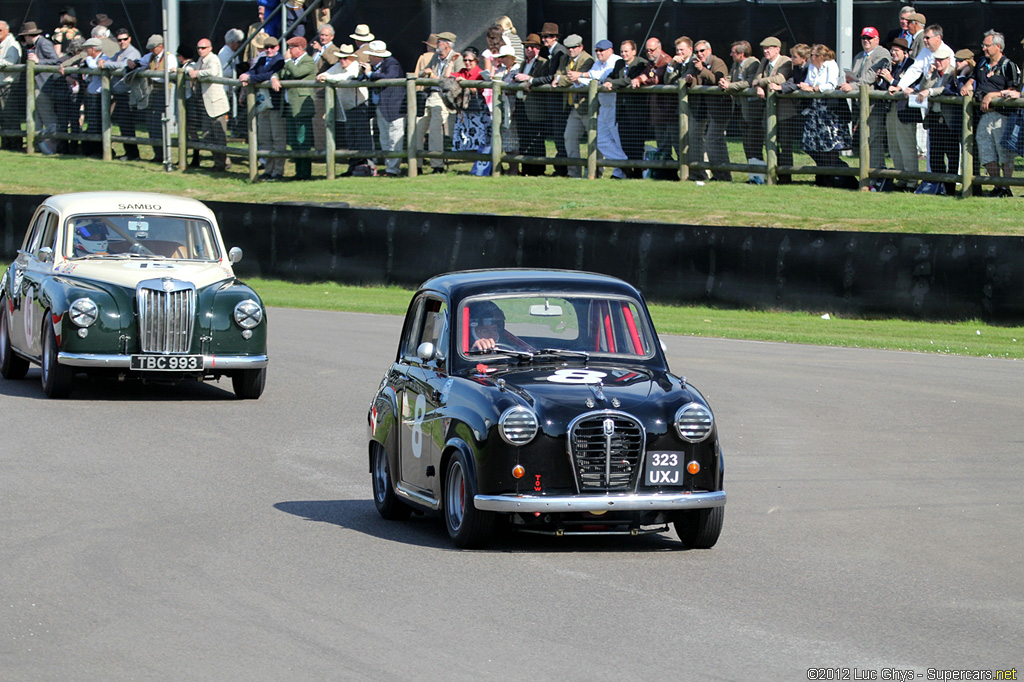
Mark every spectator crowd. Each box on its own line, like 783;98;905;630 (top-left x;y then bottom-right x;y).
1;4;1023;194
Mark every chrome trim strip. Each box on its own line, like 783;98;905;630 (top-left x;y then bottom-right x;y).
474;490;726;513
58;353;269;369
396;483;440;510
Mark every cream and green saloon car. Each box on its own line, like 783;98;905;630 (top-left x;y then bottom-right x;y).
0;192;268;399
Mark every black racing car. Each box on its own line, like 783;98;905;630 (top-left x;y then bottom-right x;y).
368;269;725;548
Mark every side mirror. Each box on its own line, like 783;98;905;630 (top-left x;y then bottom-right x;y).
38;246;54;263
416;342;436;362
228;247;243;264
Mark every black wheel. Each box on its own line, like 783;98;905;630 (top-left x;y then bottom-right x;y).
371;443;411;520
0;298;29;380
674;506;724;549
41;318;74;399
231;367;266;399
443;450;495;549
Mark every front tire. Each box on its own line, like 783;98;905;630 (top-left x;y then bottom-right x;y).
0;298;29;380
371;443;411;520
674;506;724;549
443;450;495;549
231;367;266;399
41;318;74;399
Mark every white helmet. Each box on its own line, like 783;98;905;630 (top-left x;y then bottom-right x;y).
73;221;109;256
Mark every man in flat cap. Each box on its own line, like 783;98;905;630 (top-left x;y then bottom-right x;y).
840;27;891;172
556;33;593;177
136;34;177;163
273;35;316;178
906;13;926;58
415;31;462;173
748;36;792;179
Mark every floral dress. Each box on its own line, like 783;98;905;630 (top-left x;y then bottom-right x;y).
801;60;852;153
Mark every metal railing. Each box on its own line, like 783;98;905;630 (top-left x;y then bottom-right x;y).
3;61;1022;196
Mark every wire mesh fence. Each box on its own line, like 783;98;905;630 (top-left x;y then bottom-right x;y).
2;61;1023;196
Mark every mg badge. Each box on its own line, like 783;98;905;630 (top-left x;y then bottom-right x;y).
603;418;615;436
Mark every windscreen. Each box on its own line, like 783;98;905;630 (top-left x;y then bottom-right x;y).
65;214;221;261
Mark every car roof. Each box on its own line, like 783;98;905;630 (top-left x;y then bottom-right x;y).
419;269;646;303
42;192;218;221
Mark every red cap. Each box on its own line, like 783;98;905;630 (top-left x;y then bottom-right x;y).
861;27;879;38
286;36;307;50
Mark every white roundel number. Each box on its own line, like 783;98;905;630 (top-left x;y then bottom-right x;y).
546;369;607;384
411;392;426;459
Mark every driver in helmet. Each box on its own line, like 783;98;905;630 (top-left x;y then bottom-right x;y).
72;220;109;256
467;301;531;352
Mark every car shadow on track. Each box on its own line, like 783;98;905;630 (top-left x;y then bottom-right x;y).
0;369;238;401
274;499;689;553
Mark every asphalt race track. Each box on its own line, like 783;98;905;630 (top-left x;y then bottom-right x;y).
2;308;1021;681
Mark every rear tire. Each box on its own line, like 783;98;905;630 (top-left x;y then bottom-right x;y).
443;450;495;549
41;318;74;399
371;443;412;520
0;298;29;380
674;506;724;549
231;367;266;399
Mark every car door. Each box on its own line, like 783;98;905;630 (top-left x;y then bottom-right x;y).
398;295;450;496
16;209;60;358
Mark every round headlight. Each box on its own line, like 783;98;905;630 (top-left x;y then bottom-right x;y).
675;402;714;443
499;406;539;446
69;298;99;327
233;300;263;330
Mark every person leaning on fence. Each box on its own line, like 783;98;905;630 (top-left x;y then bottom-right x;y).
692;41;731;182
556;34;593;179
0;19;23;150
415;31;462;174
136;34;176;164
103;28;142;161
512;32;548;176
316;43;372;175
573;38;627;179
274;35;316;179
450;45;492;176
800;44;854;187
20;22;62;149
839;26;891;172
310;24;339;154
219;28;245;136
749;36;793;182
880;37;920;191
770;43;811;185
188;38;232;171
491;44;521;175
636;38;676;176
664;36;706;181
719;41;761;166
363;39;405;177
605;39;647;178
914;45;961;195
960;29;1022;198
239;36;286;180
533;23;571;176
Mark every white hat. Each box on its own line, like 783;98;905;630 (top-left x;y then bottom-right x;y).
350;24;374;42
497;44;516;59
365;40;391;58
932;45;954;61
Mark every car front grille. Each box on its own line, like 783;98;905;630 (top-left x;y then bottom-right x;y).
137;279;196;354
568;411;645;492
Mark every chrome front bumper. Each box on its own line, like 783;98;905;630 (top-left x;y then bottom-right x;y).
57;353;269;370
474;490;726;513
